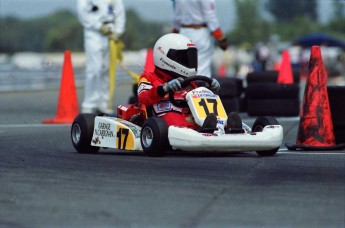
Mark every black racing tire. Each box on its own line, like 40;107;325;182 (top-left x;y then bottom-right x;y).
292;70;300;84
141;117;169;157
333;125;345;144
216;77;242;98
221;97;240;113
328;86;345;126
71;114;100;154
246;71;278;84
252;116;280;156
246;70;300;84
328;86;345;144
239;95;247;112
246;83;300;100
247;99;300;117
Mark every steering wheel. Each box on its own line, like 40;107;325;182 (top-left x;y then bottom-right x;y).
169;75;213;108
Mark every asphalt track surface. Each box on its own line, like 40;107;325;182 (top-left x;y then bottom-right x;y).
1;88;344;227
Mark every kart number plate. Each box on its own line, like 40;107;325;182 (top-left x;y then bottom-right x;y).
116;126;135;150
191;96;227;119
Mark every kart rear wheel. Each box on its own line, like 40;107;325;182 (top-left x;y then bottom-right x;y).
71;114;100;154
252;116;279;156
141;117;169;157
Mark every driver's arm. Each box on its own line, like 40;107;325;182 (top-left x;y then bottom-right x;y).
157;78;184;97
138;76;185;106
137;77;163;106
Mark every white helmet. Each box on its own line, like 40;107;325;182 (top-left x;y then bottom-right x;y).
153;33;198;78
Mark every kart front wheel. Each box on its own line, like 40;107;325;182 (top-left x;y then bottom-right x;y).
141;117;169;157
252;116;279;156
71;114;100;154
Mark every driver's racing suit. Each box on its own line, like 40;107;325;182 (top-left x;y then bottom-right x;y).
138;68;197;128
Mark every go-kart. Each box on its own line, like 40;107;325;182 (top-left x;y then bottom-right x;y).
71;76;283;156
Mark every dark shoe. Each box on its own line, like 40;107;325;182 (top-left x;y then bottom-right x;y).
198;113;218;133
226;112;245;134
129;114;145;127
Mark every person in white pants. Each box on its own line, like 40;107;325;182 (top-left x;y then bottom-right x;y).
77;0;125;113
172;0;228;78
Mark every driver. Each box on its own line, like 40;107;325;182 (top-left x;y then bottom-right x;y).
137;33;220;133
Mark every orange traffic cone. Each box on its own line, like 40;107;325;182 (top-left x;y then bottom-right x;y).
42;50;79;124
286;46;344;150
143;48;155;73
277;50;294;84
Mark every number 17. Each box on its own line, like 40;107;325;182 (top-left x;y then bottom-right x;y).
198;98;218;116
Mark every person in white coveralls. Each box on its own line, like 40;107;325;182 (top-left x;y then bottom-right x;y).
172;0;228;77
77;0;125;113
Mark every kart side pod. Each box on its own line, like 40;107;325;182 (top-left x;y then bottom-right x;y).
91;116;142;151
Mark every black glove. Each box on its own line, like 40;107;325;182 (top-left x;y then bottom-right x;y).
218;37;228;51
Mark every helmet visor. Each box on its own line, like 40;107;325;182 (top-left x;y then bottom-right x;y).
167;48;198;70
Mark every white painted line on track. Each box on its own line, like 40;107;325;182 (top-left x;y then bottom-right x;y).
276;117;300;122
278;148;345;155
0;124;70;128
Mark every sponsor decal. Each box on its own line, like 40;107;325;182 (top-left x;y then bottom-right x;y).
119;119;131;126
98;122;110;130
158;46;165;54
94;122;114;138
118;120;141;137
191;89;213;94
160;57;176;69
201;133;213;137
157;101;172;112
92;137;101;144
187;43;195;47
191;93;217;99
217;119;224;125
128;125;140;138
118;105;128;111
138;82;152;93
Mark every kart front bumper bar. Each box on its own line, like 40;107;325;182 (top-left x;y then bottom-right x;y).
168;125;283;152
